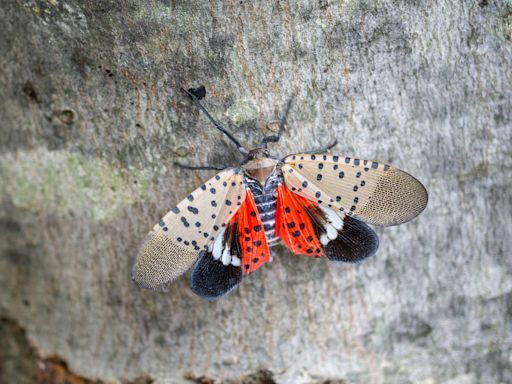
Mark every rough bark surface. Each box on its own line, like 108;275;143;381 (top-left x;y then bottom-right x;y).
1;1;511;383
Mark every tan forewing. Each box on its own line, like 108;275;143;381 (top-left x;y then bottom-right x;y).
282;154;427;226
132;168;247;291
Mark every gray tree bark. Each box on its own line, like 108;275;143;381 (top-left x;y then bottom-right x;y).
1;1;511;383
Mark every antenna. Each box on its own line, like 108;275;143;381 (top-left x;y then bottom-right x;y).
261;95;294;148
181;87;249;155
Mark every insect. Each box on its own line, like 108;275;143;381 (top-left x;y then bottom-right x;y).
132;86;428;300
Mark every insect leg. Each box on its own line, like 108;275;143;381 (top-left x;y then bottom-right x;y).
261;96;294;147
181;87;249;155
302;139;338;154
174;162;226;171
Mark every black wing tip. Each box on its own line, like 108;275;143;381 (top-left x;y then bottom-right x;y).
325;216;380;263
189;252;243;300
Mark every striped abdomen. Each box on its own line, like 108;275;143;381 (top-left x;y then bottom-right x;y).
244;171;282;247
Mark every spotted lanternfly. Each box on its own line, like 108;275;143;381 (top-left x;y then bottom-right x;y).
132;87;428;300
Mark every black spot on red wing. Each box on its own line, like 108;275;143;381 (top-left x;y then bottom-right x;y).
245;264;250;270
253;225;261;232
306;248;313;254
253;258;259;263
245;236;251;241
171;207;180;214
187;206;199;214
339;171;345;178
246;246;252;252
250;211;256;217
292;231;301;237
285;207;291;213
287;222;296;229
307;235;313;242
299;223;305;229
244;227;250;234
254;240;262;247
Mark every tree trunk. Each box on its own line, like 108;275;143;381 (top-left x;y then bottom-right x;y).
1;1;511;383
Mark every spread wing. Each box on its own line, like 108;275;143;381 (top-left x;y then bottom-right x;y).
132;168;247;291
275;183;379;263
282;154;428;226
190;189;271;300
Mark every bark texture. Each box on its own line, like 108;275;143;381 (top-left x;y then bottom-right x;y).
1;1;511;383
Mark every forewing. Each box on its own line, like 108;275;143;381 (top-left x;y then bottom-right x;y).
282;154;428;226
132;168;246;291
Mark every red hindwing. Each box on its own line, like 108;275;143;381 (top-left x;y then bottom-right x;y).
231;189;271;275
275;184;324;257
